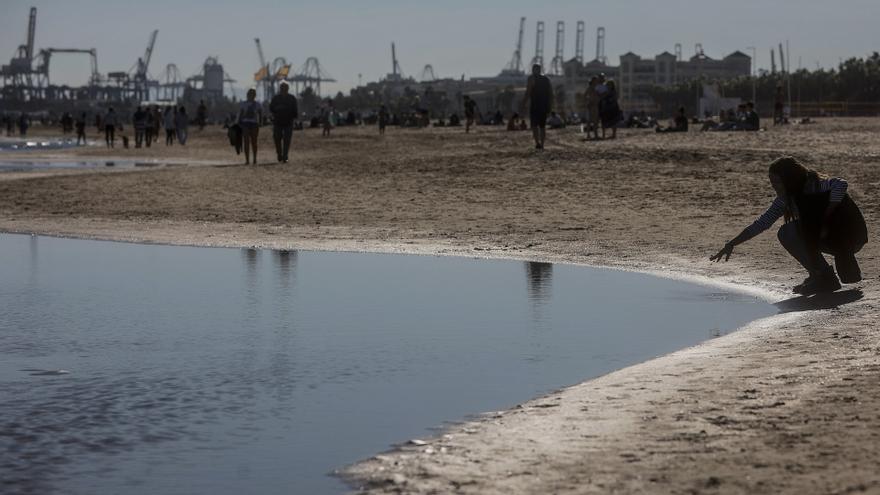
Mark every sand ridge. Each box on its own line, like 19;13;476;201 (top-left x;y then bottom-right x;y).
1;119;878;494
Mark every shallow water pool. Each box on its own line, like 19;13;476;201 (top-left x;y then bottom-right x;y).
0;234;776;494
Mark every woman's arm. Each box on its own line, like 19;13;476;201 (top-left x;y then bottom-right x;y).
710;197;785;262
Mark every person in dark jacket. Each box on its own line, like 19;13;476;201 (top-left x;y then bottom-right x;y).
269;82;298;163
711;156;867;295
521;64;553;149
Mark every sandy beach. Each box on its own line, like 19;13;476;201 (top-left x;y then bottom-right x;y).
1;119;878;494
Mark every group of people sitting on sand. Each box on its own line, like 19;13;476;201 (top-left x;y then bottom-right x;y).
700;102;761;132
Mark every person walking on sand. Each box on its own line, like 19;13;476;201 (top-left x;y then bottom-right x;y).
176;106;189;145
521;64;553;149
197;100;207;131
378;105;389;135
773;85;785;125
585;76;601;140
133;106;147;148
144;107;155;147
321;99;335;137
103;107;118;148
269;81;298;163
75;112;87;145
711;156;867;295
599;79;621;139
463;95;479;134
152;106;162;145
238;88;262;164
163;107;176;146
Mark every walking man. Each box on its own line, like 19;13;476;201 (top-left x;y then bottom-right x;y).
522;64;553;149
75;112;87;145
104;107;118;148
463;95;478;133
269;82;298;163
133;106;147;148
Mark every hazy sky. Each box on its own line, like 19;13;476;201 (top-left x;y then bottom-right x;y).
2;0;878;96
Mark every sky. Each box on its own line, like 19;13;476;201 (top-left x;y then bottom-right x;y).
1;0;878;96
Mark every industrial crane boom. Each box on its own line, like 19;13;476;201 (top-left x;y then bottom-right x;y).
141;30;158;76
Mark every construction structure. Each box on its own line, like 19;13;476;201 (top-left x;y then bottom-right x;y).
529;21;545;68
575;21;585;64
0;7;175;107
288;57;336;96
499;17;526;77
550;21;565;75
595;27;607;65
390;42;404;81
419;65;437;82
183;57;235;104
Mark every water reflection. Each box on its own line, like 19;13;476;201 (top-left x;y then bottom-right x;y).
275;250;298;290
524;261;553;325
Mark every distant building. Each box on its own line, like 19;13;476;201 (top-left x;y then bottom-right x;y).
563;49;751;112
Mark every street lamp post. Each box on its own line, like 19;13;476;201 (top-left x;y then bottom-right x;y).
746;46;757;105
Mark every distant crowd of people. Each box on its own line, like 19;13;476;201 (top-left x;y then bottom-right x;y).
5;63;788;162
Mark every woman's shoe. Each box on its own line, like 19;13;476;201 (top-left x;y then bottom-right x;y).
796;267;841;296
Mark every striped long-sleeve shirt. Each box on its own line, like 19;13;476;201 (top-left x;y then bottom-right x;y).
742;177;848;240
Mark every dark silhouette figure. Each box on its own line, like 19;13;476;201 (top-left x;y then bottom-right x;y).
18;113;29;137
463;95;478;133
197;100;208;130
378;105;389;135
164;106;176;146
103;108;117;148
75;112;87;145
598;78;621;139
321;99;334;137
133;106;147;148
711;156;868;295
522;64;553;149
656;106;689;133
774;85;785;125
238;88;262;164
144;106;155;147
270;82;298;163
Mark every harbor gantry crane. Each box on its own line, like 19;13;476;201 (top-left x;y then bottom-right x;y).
575;21;585;64
36;48;100;86
529;21;545;68
389;42;403;81
501;17;526;76
289;57;336;96
550;21;565;75
131;29;158;101
595;27;606;64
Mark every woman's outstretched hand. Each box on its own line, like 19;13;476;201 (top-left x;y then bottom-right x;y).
710;243;734;262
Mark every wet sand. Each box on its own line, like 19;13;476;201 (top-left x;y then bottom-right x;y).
1;120;879;493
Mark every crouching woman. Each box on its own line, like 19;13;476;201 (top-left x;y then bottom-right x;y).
711;156;867;295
